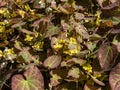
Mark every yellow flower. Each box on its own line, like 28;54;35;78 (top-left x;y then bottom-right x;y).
0;9;4;14
11;11;18;17
32;42;44;51
0;22;5;25
83;63;92;73
64;46;80;55
24;4;31;12
16;0;21;3
94;73;102;78
24;34;34;41
53;38;65;50
95;10;101;26
69;37;77;44
3;48;15;60
18;10;26;18
62;37;81;55
0;50;3;57
58;39;66;43
0;25;5;33
53;43;63;49
4;48;14;54
30;10;35;15
0;8;10;18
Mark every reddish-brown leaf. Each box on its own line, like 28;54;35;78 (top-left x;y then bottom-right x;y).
12;65;44;90
97;43;118;71
43;55;62;69
109;62;120;90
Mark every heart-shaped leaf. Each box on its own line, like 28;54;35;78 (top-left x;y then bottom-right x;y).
43;55;61;69
97;43;118;71
12;65;44;90
109;62;120;90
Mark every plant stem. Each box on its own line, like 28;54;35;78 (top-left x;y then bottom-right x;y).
76;81;79;90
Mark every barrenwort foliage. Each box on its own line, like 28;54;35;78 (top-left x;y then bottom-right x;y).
0;0;120;90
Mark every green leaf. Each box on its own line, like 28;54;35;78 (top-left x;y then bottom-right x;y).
12;65;44;90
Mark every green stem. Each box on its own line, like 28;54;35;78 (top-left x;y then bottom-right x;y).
76;81;79;90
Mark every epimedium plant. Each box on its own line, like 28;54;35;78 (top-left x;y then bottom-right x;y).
0;0;120;90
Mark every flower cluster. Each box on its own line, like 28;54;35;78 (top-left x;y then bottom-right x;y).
0;0;114;89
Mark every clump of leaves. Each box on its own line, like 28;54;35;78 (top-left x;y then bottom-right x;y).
0;0;120;90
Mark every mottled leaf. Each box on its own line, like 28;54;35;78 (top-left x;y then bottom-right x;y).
61;58;86;67
89;34;101;41
97;43;118;71
114;43;120;52
50;71;62;86
0;0;7;7
0;69;16;89
110;28;120;34
100;20;113;28
14;41;23;51
84;84;102;90
74;12;84;21
43;55;61;69
50;69;68;86
18;47;34;63
102;1;120;10
12;65;44;90
11;21;26;28
86;42;96;51
31;19;42;29
91;75;105;86
87;72;105;86
75;24;89;39
109;62;120;90
58;4;74;14
9;18;22;25
0;41;9;47
97;0;119;10
96;0;103;7
68;67;82;79
20;29;36;35
44;26;59;38
111;17;120;25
